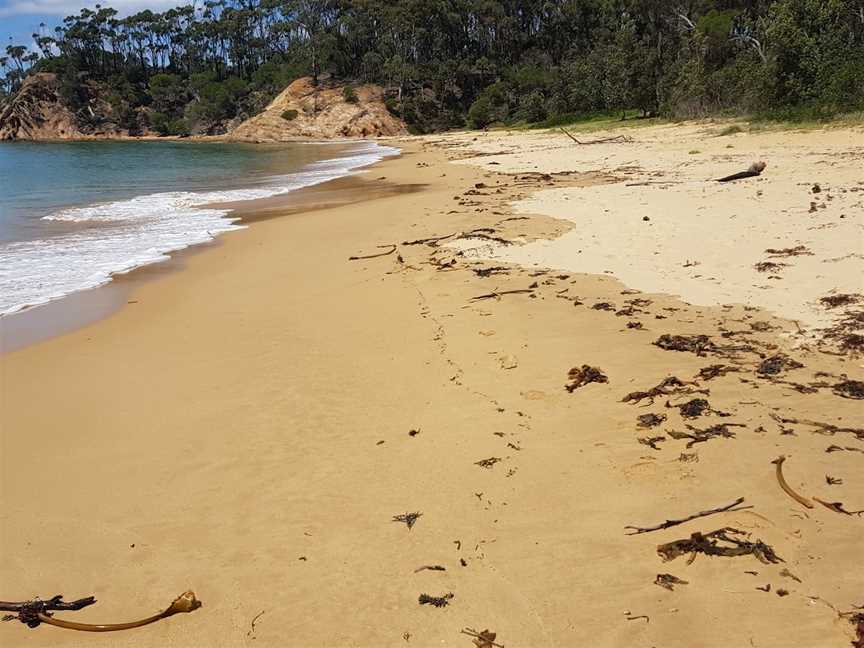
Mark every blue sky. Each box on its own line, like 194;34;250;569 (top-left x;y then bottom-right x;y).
1;0;180;47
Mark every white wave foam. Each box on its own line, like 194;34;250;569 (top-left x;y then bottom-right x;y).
0;141;399;315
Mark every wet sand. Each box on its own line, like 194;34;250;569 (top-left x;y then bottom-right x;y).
1;127;862;648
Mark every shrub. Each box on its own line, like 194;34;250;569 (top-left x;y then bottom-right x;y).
281;109;298;120
342;85;359;103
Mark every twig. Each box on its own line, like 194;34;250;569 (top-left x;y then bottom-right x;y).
414;565;446;573
349;244;397;261
772;456;814;509
812;498;864;516
625;497;751;535
470;289;534;302
461;627;504;648
559;127;633;145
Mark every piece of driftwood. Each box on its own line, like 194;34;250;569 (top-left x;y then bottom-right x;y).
812;498;864;516
654;574;689;591
625;497;750;535
1;591;200;632
716;161;766;182
349;244;397;261
418;593;453;608
772;456;814;509
470;289;534;302
559;127;633;145
461;627;504;648
565;365;608;392
393;512;423;530
414;565;446;573
657;527;782;564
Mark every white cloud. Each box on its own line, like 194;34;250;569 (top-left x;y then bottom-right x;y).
0;0;182;18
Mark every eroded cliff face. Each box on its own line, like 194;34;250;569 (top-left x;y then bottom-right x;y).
0;74;83;140
228;77;407;141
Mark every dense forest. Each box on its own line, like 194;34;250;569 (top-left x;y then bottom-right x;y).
2;0;863;135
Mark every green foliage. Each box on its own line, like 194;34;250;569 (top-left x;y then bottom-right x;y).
2;0;861;135
342;85;359;103
281;109;298;120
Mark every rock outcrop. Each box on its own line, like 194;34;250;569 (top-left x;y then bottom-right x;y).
228;77;407;141
0;73;83;140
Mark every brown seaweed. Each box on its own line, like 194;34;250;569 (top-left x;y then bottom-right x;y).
657;527;782;564
565;365;608;392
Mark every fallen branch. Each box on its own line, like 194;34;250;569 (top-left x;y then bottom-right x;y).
414;565;446;573
349;244;397;261
559;128;633;145
716;161;766;183
2;591;201;632
772;456;814;509
625;497;751;535
461;627;504;648
812;498;864;516
470;289;534;302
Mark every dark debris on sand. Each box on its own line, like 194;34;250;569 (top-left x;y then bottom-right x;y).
638;413;667;428
654;334;716;355
668;423;744;447
393;512;423;530
757;354;804;376
565;365;608;392
418;593;453;608
833;380;864;400
657;527;783;564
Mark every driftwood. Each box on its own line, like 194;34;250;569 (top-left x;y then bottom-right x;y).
470;289;534;302
772;456;814;509
812;498;864;516
657;527;783;564
770;413;864;441
559;127;633;145
349;244;397;261
625;497;750;535
414;565;446;573
716;161;766;183
1;592;200;631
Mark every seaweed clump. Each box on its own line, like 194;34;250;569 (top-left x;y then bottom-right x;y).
565;365;608;392
757;354;804;376
657;528;783;564
655;334;716;355
834;380;864;400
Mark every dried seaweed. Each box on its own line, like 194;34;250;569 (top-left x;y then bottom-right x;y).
849;611;864;648
770;413;864;441
667;398;730;419
757;354;804;376
393;512;423;530
820;294;862;309
475;457;502;469
834;380;864;400
461;628;504;648
654;574;689;591
668;423;743;447
657;527;783;564
622;376;702;405
473;267;510;278
592;302;616;311
765;245;812;258
638;436;666;450
754;261;788;273
637;413;667;428
655;334;716;355
418;593;453;608
697;364;741;381
565;365;608;392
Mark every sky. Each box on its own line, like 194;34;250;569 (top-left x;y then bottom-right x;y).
1;0;180;47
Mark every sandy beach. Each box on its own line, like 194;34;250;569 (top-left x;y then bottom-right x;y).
1;123;863;648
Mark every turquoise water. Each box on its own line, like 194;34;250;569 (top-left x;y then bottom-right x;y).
0;140;397;314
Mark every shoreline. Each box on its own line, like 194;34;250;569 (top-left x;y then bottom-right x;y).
0;140;403;352
1;130;862;647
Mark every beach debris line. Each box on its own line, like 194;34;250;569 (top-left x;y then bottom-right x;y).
772;456;814;509
418;593;453;608
393;512;423;530
716;161;766;183
0;591;201;632
625;497;751;535
657;528;783;564
654;574;689;591
461;627;504;648
348;244;397;261
565;365;608;392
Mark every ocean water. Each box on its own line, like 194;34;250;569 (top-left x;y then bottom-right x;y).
0;140;398;315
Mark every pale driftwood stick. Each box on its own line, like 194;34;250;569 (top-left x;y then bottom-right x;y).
470;289;534;302
624;497;751;535
348;244;397;261
772;456;814;509
559;127;633;145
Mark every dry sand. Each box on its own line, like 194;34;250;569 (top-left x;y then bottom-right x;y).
1;123;862;648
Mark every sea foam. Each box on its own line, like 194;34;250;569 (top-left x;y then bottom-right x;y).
0;142;398;315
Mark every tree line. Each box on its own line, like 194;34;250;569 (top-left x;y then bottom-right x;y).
2;0;863;135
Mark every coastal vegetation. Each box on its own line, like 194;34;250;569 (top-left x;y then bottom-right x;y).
1;0;862;135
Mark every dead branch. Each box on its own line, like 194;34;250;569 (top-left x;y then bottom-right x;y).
461;627;504;648
559;127;633;145
812;498;864;516
414;565;446;573
657;527;783;564
770;413;864;441
349;244;397;261
625;497;751;535
716;161;767;183
772;456;814;509
470;289;534;302
393;512;423;530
